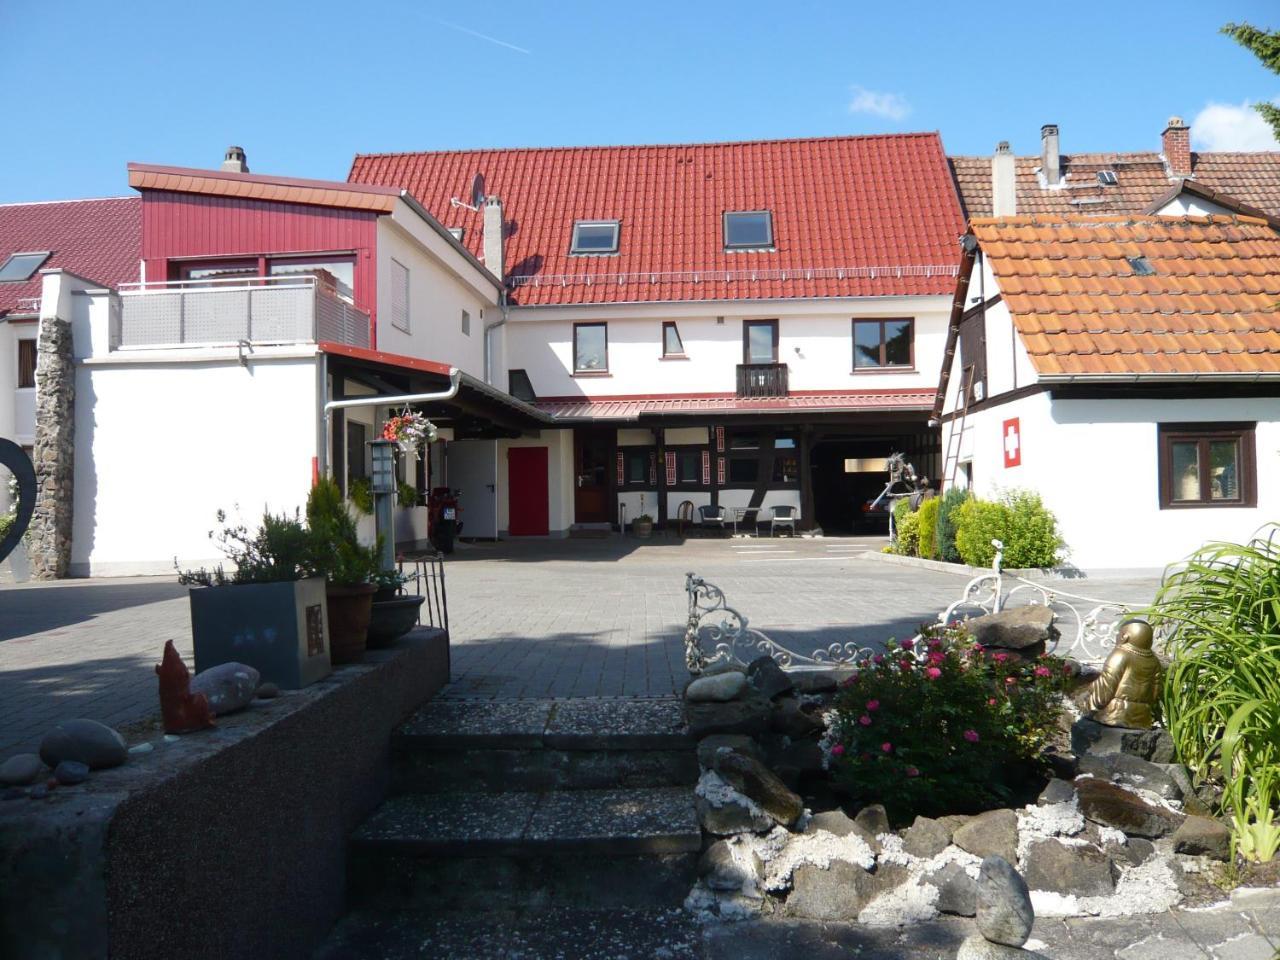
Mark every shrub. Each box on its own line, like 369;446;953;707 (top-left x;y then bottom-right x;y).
953;497;1007;567
307;477;381;587
827;626;1068;822
178;509;312;586
1153;527;1280;861
348;478;374;515
397;481;419;508
953;490;1063;569
916;497;940;560
935;487;968;563
0;513;12;540
891;498;918;556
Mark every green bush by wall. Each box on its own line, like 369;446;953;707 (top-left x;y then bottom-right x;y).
915;498;940;560
953;490;1063;569
935;487;967;562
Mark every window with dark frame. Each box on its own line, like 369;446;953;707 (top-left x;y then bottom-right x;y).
1159;423;1256;509
743;320;778;364
571;221;620;255
508;369;537;402
573;323;608;373
724;211;774;250
17;339;37;389
853;318;913;369
676;449;701;484
662;322;685;357
622;449;650;486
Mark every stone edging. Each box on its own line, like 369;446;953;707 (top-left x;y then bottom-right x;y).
857;550;1076;581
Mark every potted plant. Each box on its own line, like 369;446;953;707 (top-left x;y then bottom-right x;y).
180;510;332;689
633;514;654;539
306;477;381;665
366;567;426;648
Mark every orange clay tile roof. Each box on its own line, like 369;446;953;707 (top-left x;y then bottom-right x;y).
950;153;1280;219
973;214;1280;377
127;164;402;214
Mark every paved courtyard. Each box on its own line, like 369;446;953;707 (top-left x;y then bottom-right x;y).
0;536;1161;756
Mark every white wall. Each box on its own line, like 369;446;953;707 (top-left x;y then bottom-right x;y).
1154;194;1244;219
505;297;951;398
495;430;574;536
946;391;1280;570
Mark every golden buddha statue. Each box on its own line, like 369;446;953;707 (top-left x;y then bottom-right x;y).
1082;619;1162;728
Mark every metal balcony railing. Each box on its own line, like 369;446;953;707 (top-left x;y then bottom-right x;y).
736;362;789;398
115;276;370;350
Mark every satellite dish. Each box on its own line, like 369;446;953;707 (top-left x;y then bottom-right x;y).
471;173;486;208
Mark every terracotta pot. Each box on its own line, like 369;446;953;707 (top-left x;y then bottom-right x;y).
326;582;376;664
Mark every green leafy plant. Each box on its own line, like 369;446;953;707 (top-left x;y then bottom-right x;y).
348;478;374;515
306;477;381;587
372;567;410;592
891;498;919;556
634;514;654;524
916;497;940;560
178;509;312;586
827;626;1068;822
935;487;968;563
397;481;420;509
953;490;1062;568
0;513;12;540
954;497;1006;567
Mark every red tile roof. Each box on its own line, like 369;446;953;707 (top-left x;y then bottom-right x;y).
537;389;936;421
0;197;141;317
348;135;966;306
950;152;1280;219
972;214;1280;377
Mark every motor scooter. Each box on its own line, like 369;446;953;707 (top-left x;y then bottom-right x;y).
428;487;463;553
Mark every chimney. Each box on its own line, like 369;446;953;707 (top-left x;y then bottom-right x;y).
991;141;1017;216
1040;124;1060;187
1163;116;1191;177
482;196;504;281
221;146;249;174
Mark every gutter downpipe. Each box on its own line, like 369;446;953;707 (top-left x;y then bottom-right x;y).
483;288;510;386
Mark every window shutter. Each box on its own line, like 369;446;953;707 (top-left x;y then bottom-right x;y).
717;457;726;485
390;259;410;332
649;452;657;486
616;451;624;486
716;426;725;452
702;451;711;485
665;452;676;485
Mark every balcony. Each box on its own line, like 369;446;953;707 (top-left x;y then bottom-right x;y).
736;362;789;398
115;276;370;350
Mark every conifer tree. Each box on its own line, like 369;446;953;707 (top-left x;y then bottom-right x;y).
1222;22;1280;139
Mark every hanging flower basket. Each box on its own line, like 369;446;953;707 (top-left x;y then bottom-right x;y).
382;412;438;454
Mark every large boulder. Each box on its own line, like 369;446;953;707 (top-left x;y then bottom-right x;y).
953;809;1019;865
1022;839;1116;897
190;662;261;716
1071;717;1176;763
962;605;1057;655
927;861;977;916
1074;777;1184;838
684;690;773;738
746;656;794;699
903;816;952;859
1077;752;1184;801
1172;816;1232;861
39;719;127;770
975;856;1034;948
713;748;804;828
686;671;748;703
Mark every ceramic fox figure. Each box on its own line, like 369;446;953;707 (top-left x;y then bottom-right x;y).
156;640;215;733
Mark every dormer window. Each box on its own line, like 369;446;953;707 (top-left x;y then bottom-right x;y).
0;251;51;283
1097;170;1118;186
570;220;620;255
724;211;773;251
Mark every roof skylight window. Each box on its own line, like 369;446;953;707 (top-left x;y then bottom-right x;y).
724;211;774;250
1097;170;1118;186
571;220;620;255
1127;256;1155;276
0;251;51;283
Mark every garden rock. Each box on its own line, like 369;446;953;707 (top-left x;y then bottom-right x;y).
699;840;763;892
791;671;844;694
0;754;44;786
772;739;825;783
1106;836;1155;867
1070;717;1175;763
927;861;977;916
1077;752;1182;800
903;816;952;858
686;671;748;703
953;809;1019;865
713;748;803;828
1022;839;1116;896
696;734;760;769
746;656;794;699
38;719;127;770
770;697;822;737
53;760;90;786
963;605;1057;655
805;810;880;851
1037;779;1076;806
191;662;261;716
255;682;280;699
786;860;907;921
1074;777;1183;838
1172;816;1232;861
854;803;892;837
695;771;775;835
684;690;773;738
975;855;1034;947
956;935;1050;959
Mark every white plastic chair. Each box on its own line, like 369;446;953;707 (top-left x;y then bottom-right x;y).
770;505;798;537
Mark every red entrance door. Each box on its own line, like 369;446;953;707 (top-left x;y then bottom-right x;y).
508;447;549;536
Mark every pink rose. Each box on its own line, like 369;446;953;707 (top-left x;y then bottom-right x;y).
830;744;845;757
928;639;943;651
866;700;880;712
963;729;980;743
1005;676;1016;685
859;714;873;726
899;658;913;672
925;667;942;680
906;766;920;778
873;654;885;666
900;638;915;651
987;698;997;706
927;651;946;666
881;742;893;753
993;652;1009;663
1034;666;1051;678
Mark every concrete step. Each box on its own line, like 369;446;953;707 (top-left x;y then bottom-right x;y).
347;787;700;910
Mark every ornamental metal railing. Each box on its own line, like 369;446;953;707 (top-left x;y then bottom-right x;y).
115;275;370;350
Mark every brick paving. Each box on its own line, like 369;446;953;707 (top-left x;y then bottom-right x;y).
0;536;1160;756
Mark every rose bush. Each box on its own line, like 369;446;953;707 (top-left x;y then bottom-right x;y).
826;625;1068;822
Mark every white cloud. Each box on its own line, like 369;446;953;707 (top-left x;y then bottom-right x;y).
1190;99;1279;151
848;86;911;121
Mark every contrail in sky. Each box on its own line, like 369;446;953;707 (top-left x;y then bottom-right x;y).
437;20;532;55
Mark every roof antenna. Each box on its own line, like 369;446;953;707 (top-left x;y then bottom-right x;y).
450;172;486;211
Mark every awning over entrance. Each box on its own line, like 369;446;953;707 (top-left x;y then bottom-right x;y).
535;389;935;423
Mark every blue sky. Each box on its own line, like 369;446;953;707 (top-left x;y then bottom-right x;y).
1;0;1278;204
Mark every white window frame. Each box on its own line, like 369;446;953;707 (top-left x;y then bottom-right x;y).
570;220;620;256
390;258;410;333
723;211;774;251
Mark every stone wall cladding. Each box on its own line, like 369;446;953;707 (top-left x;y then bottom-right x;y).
28;315;75;579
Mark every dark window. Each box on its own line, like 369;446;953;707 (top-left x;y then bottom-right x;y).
345;420;368;492
573;323;608;373
853;318;913;369
724;211;773;250
571;221;620;255
676;450;701;484
662;322;684;357
1127;256;1155;277
509;369;536;402
269;258;355;301
623;449;650;485
17;339;36;389
0;251;51;283
743;320;778;364
728;458;759;483
1159;423;1256;509
1097;170;1118;186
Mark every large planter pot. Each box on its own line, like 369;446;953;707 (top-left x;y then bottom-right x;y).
189;576;331;689
633;520;653;539
326;582;376;665
367;595;427;648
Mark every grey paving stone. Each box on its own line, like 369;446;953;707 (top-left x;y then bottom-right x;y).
351;791;537;856
545;697;690;749
524;787;700;855
396;698;552;747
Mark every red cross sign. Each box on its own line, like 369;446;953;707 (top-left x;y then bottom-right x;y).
1003;418;1022;468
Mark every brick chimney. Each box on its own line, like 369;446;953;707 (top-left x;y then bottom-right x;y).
991;141;1017;216
221;146;249;174
1163;117;1191;177
482;196;504;281
1040;124;1061;187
